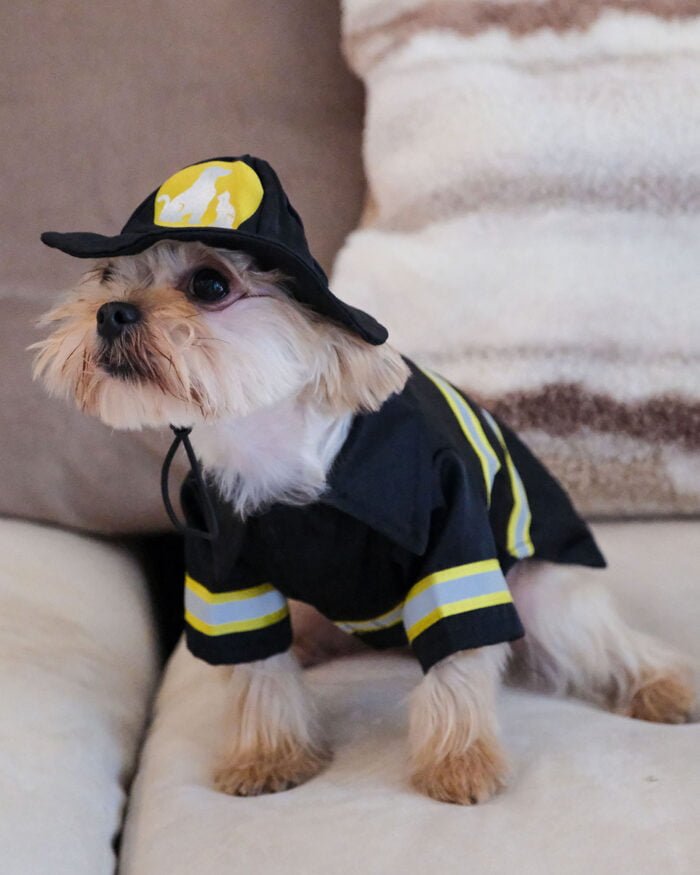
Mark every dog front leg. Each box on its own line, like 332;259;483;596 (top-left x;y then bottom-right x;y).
409;643;510;805
214;650;328;796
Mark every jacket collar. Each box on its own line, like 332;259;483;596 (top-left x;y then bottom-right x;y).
320;380;434;556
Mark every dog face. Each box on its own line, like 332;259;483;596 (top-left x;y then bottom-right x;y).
33;241;407;430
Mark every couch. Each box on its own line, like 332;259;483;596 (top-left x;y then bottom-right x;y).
1;2;698;873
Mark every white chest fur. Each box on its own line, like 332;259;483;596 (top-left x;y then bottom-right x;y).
191;399;352;517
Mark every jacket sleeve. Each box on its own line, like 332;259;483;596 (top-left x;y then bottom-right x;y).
404;450;525;673
180;474;292;666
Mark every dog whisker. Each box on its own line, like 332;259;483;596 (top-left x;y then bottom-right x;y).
60;332;93;375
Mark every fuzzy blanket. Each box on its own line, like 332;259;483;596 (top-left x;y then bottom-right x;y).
333;0;700;516
121;521;700;875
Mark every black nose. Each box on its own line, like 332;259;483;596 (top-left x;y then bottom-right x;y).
96;301;141;340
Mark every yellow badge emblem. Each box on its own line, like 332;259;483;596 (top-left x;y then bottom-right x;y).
154;160;263;230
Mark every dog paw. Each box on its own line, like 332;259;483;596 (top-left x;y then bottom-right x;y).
411;737;508;805
625;673;695;724
214;744;327;796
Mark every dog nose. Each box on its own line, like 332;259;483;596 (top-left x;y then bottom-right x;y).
96;301;141;340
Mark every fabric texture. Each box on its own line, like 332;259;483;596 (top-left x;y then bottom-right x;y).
181;361;602;672
0;0;365;534
333;0;700;516
0;519;158;875
120;520;700;875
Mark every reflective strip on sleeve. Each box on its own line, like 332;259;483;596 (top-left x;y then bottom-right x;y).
334;602;404;635
421;369;501;502
480;409;534;559
184;574;289;636
403;559;512;643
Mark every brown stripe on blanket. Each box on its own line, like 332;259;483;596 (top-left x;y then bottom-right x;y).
482;383;700;451
347;0;700;67
529;438;699;516
368;171;700;231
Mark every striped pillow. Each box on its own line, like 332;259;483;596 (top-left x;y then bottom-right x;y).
332;0;700;516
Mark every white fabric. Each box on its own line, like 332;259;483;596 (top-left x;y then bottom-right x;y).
121;521;700;875
334;2;700;517
0;520;158;875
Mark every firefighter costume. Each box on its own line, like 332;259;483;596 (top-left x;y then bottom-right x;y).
42;155;605;674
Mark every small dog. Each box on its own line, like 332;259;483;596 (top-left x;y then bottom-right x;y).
34;157;695;805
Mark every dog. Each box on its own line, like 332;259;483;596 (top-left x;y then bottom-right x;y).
34;157;695;805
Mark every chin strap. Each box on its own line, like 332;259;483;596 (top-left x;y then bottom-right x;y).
161;426;220;541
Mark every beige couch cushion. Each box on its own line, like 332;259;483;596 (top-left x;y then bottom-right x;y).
1;0;364;533
120;521;700;875
0;519;158;874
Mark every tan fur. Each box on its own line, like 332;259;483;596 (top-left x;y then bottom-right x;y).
411;735;508;806
508;560;696;721
33;282;206;416
308;321;409;415
625;672;695;724
33;241;407;430
409;645;510;805
215;737;327;796
214;651;328;797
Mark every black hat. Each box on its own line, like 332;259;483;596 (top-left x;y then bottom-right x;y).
41;155;387;345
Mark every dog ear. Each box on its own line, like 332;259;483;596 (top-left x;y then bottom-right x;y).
309;322;410;414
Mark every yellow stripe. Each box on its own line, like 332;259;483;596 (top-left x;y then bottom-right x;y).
481;415;534;558
505;454;534;556
422;369;499;499
185;605;289;637
335;603;404;634
185;574;274;605
405;591;513;642
406;559;501;603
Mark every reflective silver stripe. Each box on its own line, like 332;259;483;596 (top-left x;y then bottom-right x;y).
481;409;534;558
186;586;286;627
335;603;404;635
422;369;501;501
403;568;508;633
403;559;513;642
184;575;288;636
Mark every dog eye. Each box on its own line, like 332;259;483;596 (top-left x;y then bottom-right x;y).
189;268;230;302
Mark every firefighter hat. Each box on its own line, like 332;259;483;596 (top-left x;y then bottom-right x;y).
41;155;387;345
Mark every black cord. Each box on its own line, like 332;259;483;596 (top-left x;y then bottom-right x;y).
161;426;220;541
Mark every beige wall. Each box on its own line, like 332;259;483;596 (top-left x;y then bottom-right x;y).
0;0;365;297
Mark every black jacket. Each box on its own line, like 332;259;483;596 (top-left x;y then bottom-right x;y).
182;361;605;673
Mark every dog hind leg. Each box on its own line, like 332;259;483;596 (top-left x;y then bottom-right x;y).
508;560;695;723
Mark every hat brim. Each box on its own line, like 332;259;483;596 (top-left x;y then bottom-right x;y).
41;227;388;345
